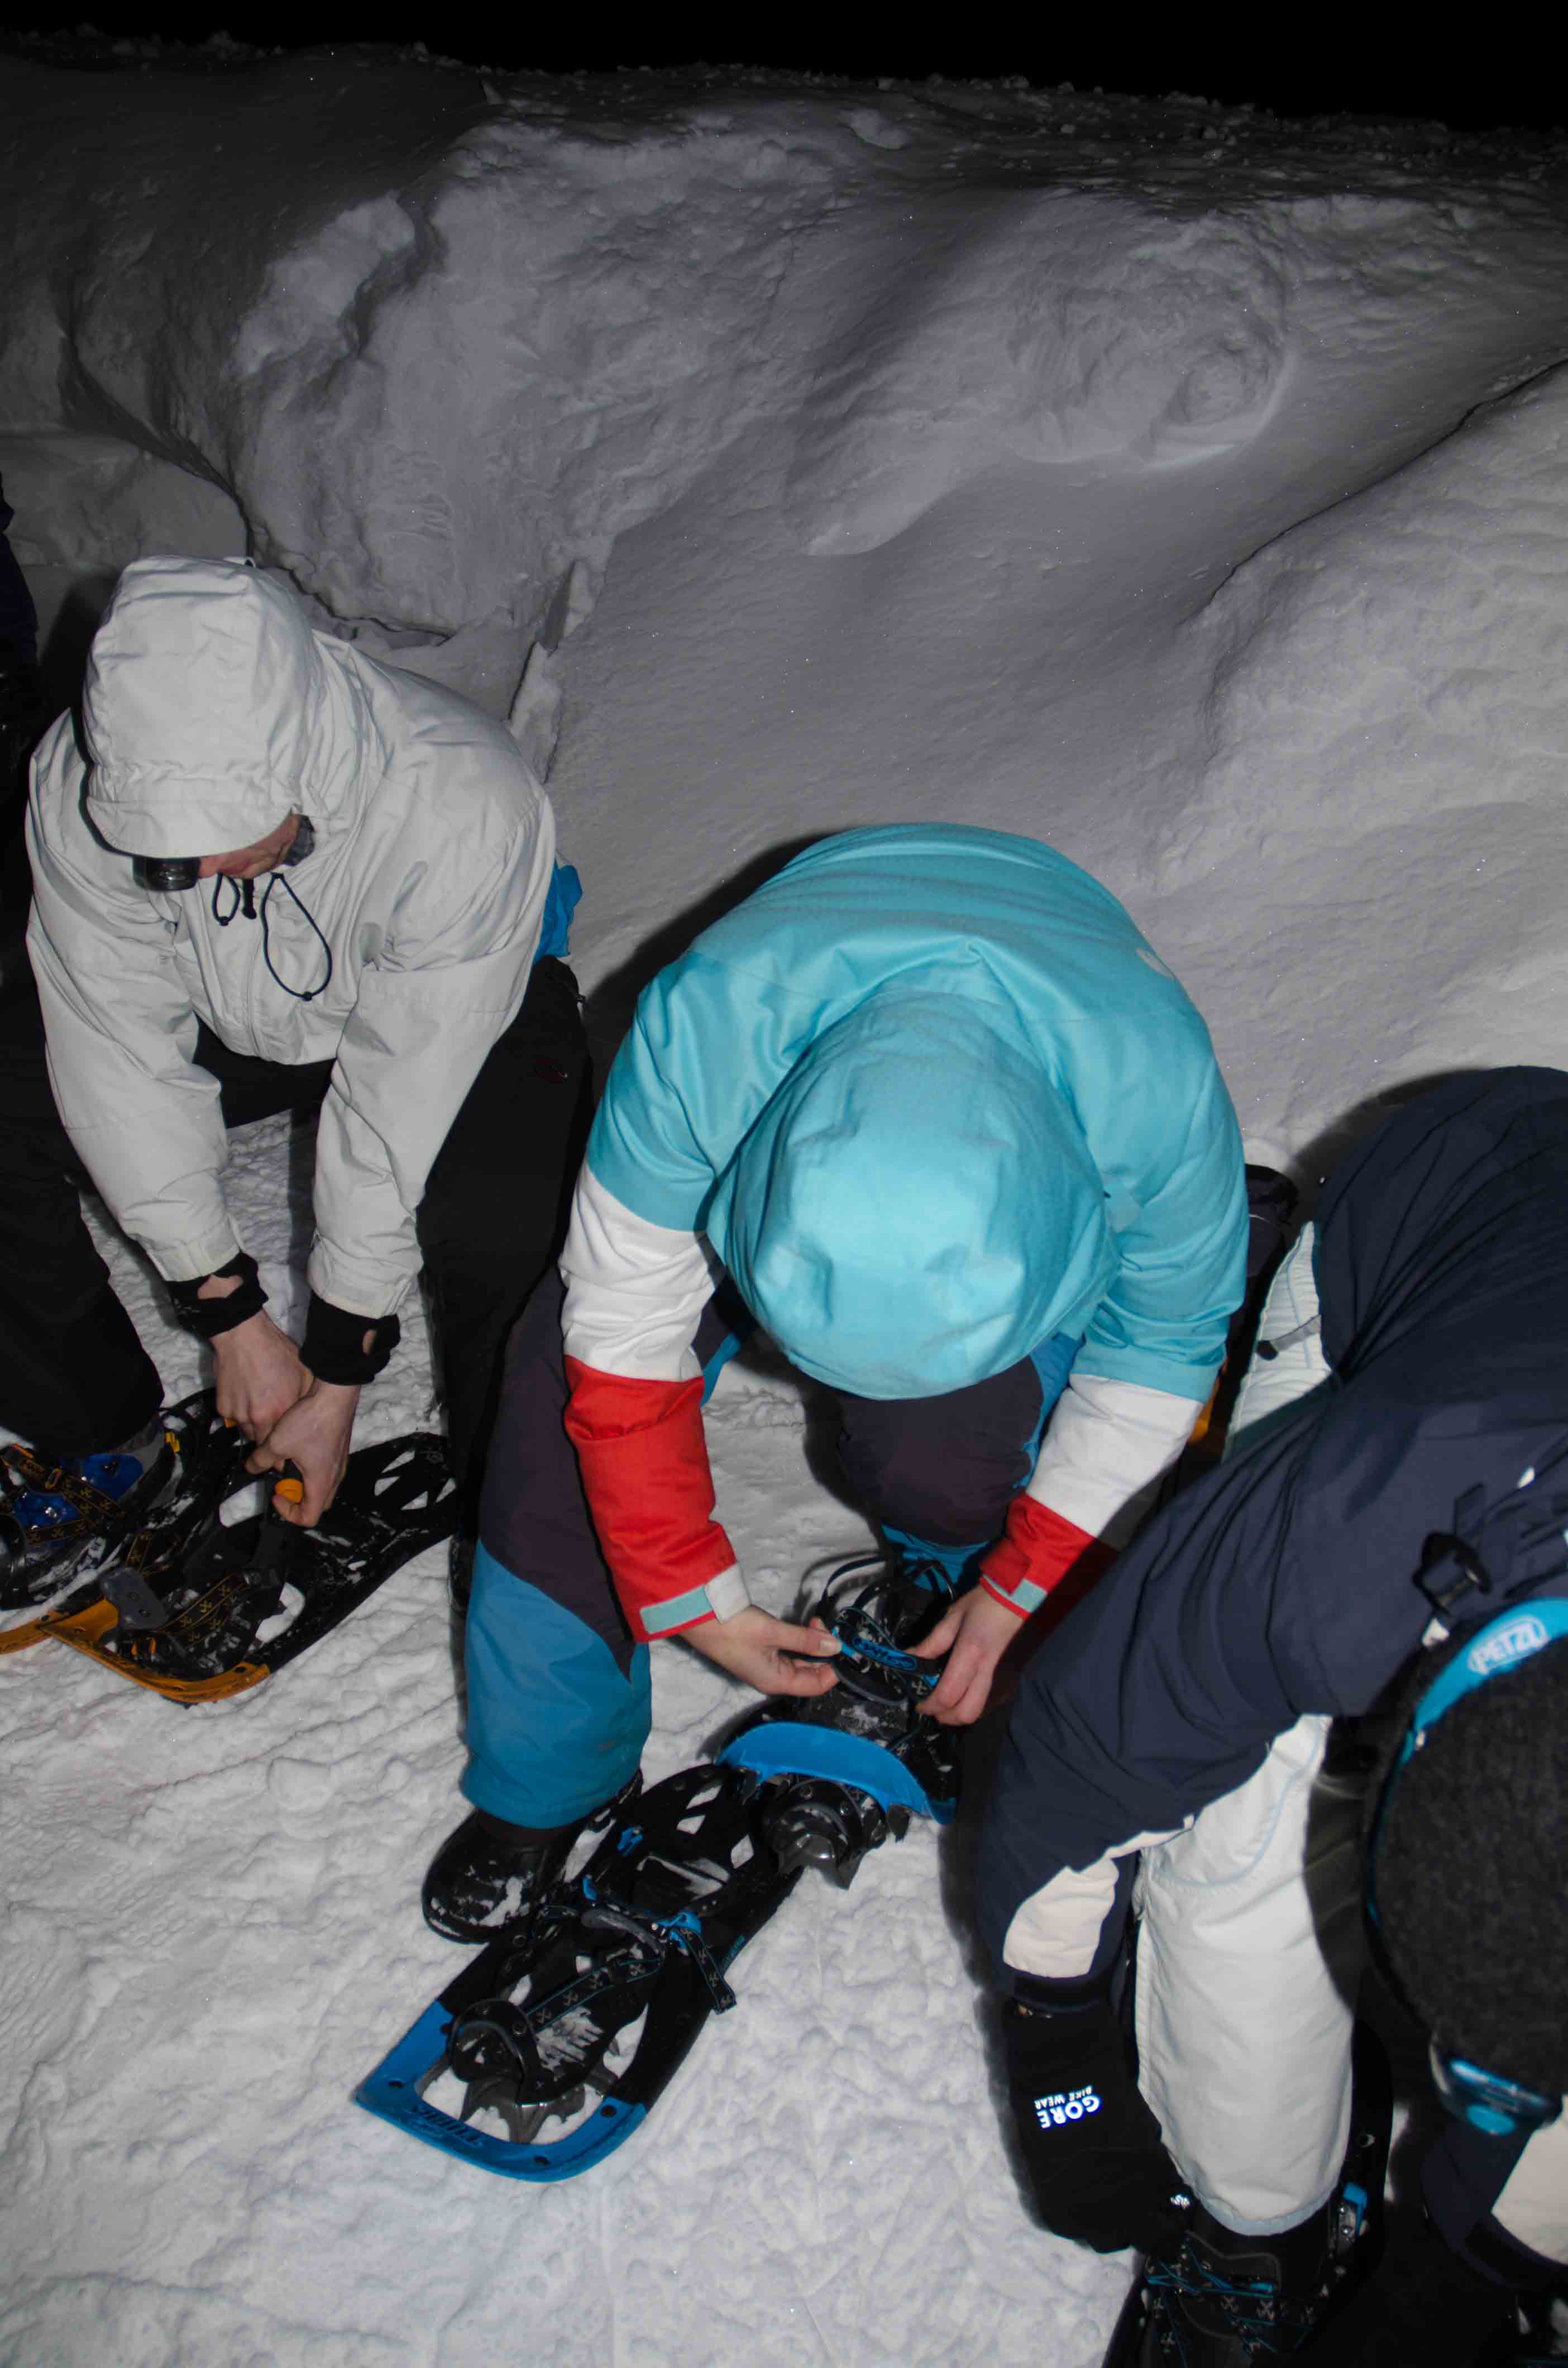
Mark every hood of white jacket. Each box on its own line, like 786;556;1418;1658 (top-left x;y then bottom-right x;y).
83;557;336;860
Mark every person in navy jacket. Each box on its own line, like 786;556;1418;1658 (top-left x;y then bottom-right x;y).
981;1068;1568;2364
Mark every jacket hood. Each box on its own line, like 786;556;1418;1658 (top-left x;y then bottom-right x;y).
705;993;1115;1398
83;558;328;859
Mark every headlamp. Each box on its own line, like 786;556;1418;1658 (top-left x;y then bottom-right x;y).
131;817;313;896
132;852;202;892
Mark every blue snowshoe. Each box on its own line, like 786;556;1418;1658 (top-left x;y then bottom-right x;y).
356;1759;804;2180
355;1553;962;2180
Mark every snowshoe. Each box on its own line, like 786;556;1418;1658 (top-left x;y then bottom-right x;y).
357;1760;802;2180
1106;2026;1391;2366
358;1552;956;2181
718;1551;962;1875
0;1391;245;1639
24;1425;456;1701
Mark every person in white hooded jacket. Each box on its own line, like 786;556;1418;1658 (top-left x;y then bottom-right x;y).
13;555;587;1547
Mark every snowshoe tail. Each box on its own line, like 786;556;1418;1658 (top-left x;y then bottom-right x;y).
28;1428;456;1701
356;1762;801;2181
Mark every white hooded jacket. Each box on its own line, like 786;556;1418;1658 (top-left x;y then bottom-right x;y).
26;557;557;1319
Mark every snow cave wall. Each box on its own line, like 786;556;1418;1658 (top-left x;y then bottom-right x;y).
1146;360;1568;1158
4;46;1568;1161
1;51;1351;706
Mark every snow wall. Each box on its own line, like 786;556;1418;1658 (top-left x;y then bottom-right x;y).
1;53;1302;694
4;46;1568;1157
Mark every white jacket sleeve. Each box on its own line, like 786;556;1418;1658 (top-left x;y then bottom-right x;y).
25;727;238;1281
307;806;555;1318
1027;1374;1204;1545
559;1166;719;1381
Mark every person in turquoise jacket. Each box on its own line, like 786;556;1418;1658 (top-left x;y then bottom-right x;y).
424;824;1249;1941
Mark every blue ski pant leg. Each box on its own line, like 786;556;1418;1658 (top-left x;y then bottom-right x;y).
465;1264;748;1828
835;1332;1079;1586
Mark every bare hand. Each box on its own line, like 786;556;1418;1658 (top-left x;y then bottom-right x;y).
685;1604;841;1698
247;1378;361;1525
913;1586;1026;1726
209;1309;311;1440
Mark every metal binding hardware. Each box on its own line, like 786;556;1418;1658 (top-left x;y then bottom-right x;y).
1414;1530;1493;1617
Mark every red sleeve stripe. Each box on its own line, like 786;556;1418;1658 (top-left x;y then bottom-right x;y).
981;1493;1111;1615
563;1358;739;1629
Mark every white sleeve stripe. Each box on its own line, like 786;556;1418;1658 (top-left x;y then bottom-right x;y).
560;1166;718;1383
1027;1373;1203;1544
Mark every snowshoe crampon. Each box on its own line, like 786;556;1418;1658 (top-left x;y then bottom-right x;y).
18;1425;456;1700
356;1762;802;2180
0;1390;245;1648
718;1551;962;1866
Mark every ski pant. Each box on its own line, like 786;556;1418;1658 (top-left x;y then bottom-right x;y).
0;957;591;1530
463;1272;1080;1828
1003;1228;1568;2275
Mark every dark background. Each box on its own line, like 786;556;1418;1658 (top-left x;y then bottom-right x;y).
4;9;1565;135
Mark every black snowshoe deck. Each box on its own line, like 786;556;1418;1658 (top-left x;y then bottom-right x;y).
356;1762;804;2179
4;1416;456;1699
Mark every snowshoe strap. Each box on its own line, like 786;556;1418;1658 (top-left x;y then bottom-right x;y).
582;1895;738;2013
829;1600;940;1701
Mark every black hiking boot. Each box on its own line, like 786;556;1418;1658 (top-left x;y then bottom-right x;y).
422;1777;642;1944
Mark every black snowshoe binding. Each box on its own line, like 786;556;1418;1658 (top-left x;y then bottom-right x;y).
1105;2027;1392;2366
357;1552;963;2181
0;1391;239;1623
718;1550;962;1879
358;1760;804;2180
18;1419;456;1699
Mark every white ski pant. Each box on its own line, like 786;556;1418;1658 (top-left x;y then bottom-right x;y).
1135;1228;1361;2234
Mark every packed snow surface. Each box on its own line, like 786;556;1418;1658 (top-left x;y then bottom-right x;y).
3;45;1568;2367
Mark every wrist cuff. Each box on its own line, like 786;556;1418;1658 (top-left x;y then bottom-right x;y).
168;1253;267;1340
302;1292;400;1386
637;1563;750;1637
1008;1968;1116;2017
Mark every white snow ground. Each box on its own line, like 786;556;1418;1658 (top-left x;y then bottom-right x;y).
3;50;1568;2368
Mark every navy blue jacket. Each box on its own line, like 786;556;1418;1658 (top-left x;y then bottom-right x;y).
979;1067;1568;1978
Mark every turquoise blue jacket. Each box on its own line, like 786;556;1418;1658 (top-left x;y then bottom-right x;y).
589;826;1246;1401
